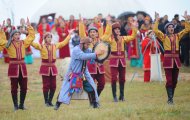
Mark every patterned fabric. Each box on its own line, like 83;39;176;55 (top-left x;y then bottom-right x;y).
153;21;190;51
58;45;99;104
8;58;27;78
69;73;83;96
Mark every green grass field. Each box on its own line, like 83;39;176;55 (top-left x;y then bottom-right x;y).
0;58;190;120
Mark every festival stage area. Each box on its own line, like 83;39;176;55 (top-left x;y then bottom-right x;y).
0;58;190;120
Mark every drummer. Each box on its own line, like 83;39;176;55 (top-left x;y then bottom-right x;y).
103;20;138;102
54;37;105;110
79;15;112;97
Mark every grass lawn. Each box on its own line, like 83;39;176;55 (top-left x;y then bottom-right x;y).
0;58;190;120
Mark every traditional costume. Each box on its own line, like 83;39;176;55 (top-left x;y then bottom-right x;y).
0;31;6;51
126;17;142;67
79;20;112;96
31;32;71;106
54;37;100;110
104;22;137;102
0;26;35;111
142;30;159;82
90;16;104;37
140;16;152;38
38;23;50;44
56;25;70;58
153;19;190;104
18;25;33;64
3;25;16;63
66;19;78;30
24;46;33;64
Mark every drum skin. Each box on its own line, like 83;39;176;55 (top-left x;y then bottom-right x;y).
92;41;111;63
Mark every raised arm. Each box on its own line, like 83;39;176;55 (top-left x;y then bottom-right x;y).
23;18;35;48
153;12;165;41
178;21;190;40
100;24;112;41
56;34;71;49
178;11;190;40
79;15;87;38
79;21;87;38
123;18;138;43
98;24;104;37
31;42;42;50
0;30;7;47
0;21;8;47
100;15;112;43
123;28;137;43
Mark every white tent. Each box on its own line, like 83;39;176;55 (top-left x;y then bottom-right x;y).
0;0;47;25
30;0;190;24
31;0;145;22
0;0;189;26
0;0;15;24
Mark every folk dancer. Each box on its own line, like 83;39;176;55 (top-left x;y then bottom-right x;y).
103;21;138;102
31;31;72;107
154;11;190;104
0;18;35;111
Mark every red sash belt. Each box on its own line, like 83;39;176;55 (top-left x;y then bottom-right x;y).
9;58;25;64
109;55;125;59
110;51;125;58
41;62;55;67
41;59;56;66
164;54;179;58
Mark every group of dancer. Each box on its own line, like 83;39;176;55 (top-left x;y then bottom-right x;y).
0;11;190;111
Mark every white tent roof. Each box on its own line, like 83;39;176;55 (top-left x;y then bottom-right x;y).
31;0;145;22
0;0;15;23
0;0;189;26
31;0;190;23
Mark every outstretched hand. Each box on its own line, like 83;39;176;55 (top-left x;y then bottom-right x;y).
106;15;112;25
26;17;30;26
79;14;83;22
0;20;5;31
182;11;188;20
68;29;75;35
155;12;160;21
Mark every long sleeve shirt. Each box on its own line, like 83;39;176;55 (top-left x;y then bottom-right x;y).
0;26;35;59
153;20;190;51
79;21;112;74
31;35;70;60
104;28;137;52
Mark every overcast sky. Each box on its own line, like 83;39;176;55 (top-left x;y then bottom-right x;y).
0;0;189;26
